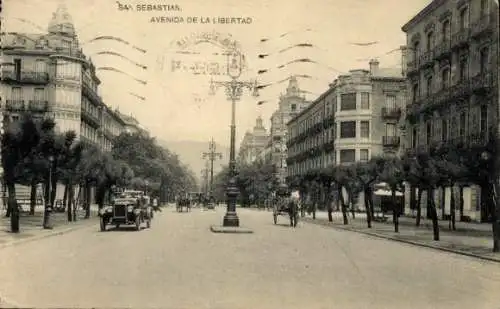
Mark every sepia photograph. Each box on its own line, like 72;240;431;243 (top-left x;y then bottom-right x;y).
0;0;500;308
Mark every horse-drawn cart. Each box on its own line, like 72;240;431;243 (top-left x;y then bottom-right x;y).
273;198;298;227
176;198;191;212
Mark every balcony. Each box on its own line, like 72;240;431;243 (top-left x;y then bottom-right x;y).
451;28;470;49
5;99;25;111
382;136;400;147
81;80;102;104
471;13;496;39
406;60;418;75
447;78;472;101
381;107;401;119
433;40;451;60
53;47;86;61
81;108;101;127
419;50;434;68
470;71;494;94
2;70;50;84
28;100;48;112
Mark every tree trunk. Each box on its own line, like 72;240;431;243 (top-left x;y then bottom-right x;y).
459;185;464;220
349;189;356;219
441;187;446;219
416;188;423;226
67;179;73;222
43;175;53;229
63;184;69;210
7;183;19;233
429;187;440;241
50;176;57;208
339;186;348;225
96;185;106;209
327;185;333;222
392;189;399;233
84;182;91;219
450;185;456;231
368;187;375;220
364;187;372;228
29;179;37;215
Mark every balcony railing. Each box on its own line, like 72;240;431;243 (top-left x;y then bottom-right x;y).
381;107;401;119
54;47;86;60
5;99;25;111
81;108;101;127
382;136;400;147
406;60;418;75
28;100;48;112
2;70;50;84
419;50;434;68
451;28;470;49
471;71;493;93
471;13;496;38
433;40;451;60
81;80;102;104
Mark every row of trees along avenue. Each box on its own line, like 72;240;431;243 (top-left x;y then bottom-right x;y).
214;135;500;251
2;116;197;233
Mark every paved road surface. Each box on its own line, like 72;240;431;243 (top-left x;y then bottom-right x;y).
0;207;499;309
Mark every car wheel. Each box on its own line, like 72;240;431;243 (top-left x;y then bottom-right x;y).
100;217;106;232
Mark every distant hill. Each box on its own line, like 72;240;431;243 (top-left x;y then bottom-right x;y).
158;140;230;184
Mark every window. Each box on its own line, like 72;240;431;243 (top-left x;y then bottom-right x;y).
340;149;356;164
360;121;370;138
35;59;46;73
340;121;356;138
442;20;450;42
459;112;466;137
426;122;432;144
480;0;488;16
412;128;418;147
11;87;22;100
360;149;369;162
291;104;296;111
459;58;468;81
413;42;420;61
385;95;396;109
386;123;397;136
412;83;419;102
426;31;434;51
34;88;45;101
480;48;489;74
441;119;448;141
11;115;20;122
14;59;21;78
360;92;370;109
340;93;356;111
480;105;487;135
459;7;468;30
441;68;450;89
426;75;433;95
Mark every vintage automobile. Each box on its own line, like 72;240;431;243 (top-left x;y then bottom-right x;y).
99;197;153;231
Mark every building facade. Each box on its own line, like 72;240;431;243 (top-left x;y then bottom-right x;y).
0;3;138;151
237;116;269;164
268;76;310;181
402;0;499;222
287;60;406;208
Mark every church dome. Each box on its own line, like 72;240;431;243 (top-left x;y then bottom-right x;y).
47;2;76;37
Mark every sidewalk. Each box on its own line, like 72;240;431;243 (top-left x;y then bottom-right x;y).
0;205;99;249
300;211;500;263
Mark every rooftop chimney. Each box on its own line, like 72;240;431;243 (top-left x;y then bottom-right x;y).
369;59;379;75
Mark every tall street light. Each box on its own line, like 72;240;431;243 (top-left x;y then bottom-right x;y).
209;50;258;230
492;0;500;252
202;138;223;199
43;155;55;229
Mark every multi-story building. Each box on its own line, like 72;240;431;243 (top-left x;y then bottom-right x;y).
237;116;269;164
402;0;498;222
287;59;406;208
0;3;148;201
1;3;130;151
268;76;310;181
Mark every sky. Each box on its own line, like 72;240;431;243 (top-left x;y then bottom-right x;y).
4;0;431;148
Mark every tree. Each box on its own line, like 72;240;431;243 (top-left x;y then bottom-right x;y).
379;156;405;233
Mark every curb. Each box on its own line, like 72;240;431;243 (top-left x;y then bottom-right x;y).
302;218;500;264
0;218;98;250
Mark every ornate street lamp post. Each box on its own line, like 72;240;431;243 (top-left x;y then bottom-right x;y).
202;138;223;199
209;50;258;228
43;155;55;229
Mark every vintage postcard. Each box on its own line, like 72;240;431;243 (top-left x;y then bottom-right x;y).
0;0;500;308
